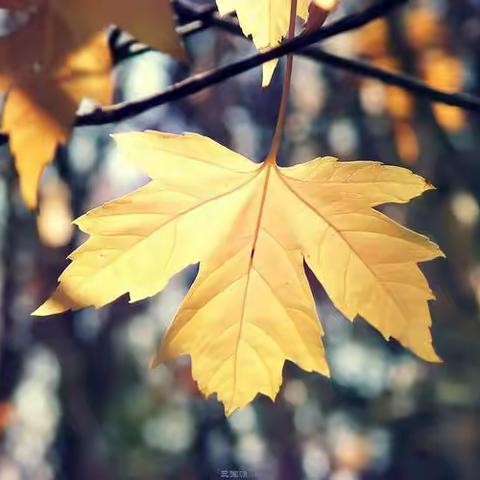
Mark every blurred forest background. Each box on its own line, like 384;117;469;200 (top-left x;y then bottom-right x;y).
1;0;480;479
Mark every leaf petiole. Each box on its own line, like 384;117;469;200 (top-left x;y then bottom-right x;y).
267;0;298;163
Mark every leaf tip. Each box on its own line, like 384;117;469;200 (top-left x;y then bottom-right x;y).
426;350;443;364
224;403;239;418
31;306;46;317
431;240;446;259
109;132;126;143
32;289;75;316
261;57;277;88
414;341;443;364
31;298;61;317
149;347;170;370
149;355;161;370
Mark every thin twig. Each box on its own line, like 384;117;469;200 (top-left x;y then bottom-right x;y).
300;47;480;111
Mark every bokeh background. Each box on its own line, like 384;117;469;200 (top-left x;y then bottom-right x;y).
1;0;480;478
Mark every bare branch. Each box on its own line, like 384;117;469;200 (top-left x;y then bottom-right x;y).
117;2;480;117
2;0;478;148
300;48;480;111
75;0;410;126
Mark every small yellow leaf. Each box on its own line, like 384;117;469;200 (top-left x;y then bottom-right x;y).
216;0;310;86
34;132;443;415
0;0;185;208
1;23;112;208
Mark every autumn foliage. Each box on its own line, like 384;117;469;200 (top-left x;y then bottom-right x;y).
0;0;184;207
0;0;447;415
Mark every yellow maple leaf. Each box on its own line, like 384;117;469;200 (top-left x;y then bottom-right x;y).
34;131;443;415
0;0;185;208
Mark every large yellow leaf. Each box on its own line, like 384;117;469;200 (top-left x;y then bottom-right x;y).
216;0;310;86
0;0;185;208
34;131;443;415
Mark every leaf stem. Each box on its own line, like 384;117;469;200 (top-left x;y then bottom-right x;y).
267;0;298;162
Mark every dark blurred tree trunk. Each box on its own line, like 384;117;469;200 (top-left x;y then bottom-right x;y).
0;169;27;427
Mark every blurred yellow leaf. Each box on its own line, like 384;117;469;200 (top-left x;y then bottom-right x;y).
393;121;419;165
0;0;185;208
37;176;73;247
431;103;465;132
34;131;442;414
422;50;465;132
354;19;389;59
386;86;413;120
405;6;445;49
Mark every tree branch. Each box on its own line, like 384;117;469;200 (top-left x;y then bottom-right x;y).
75;0;410;126
300;48;480;111
2;0;478;149
117;2;480;117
